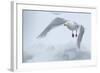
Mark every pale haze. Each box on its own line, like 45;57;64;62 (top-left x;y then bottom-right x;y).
22;10;91;62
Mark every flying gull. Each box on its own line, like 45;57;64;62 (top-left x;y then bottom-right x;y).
37;17;84;49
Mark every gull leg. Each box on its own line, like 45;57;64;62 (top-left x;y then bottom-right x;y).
72;31;74;38
76;30;77;37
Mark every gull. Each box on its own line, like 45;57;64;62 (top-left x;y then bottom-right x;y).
64;20;85;49
37;17;85;49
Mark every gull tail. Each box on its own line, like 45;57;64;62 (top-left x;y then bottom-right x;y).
77;25;85;49
37;17;66;38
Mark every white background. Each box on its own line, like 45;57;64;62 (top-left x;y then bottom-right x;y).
0;0;100;73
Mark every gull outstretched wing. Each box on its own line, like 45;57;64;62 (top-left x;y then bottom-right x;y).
37;17;66;38
77;25;85;48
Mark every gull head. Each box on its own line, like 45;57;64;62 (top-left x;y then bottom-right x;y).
64;20;79;31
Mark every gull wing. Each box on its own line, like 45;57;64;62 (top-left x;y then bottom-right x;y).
77;25;85;48
37;17;66;38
